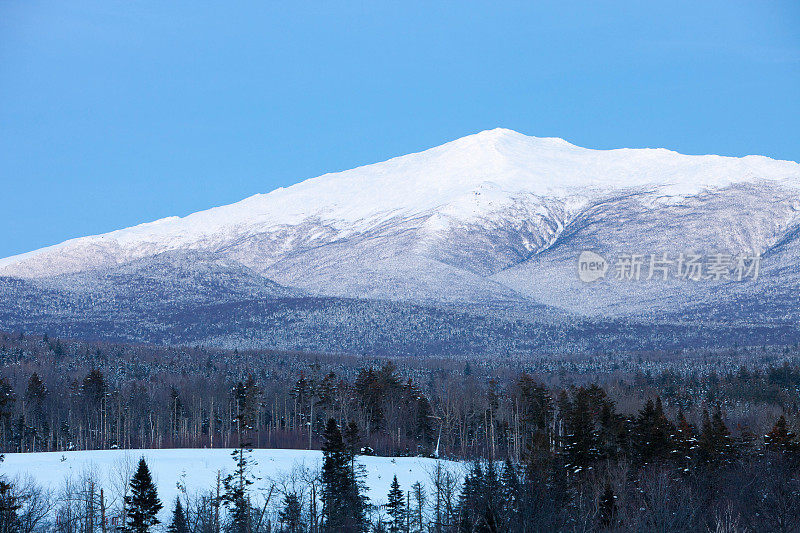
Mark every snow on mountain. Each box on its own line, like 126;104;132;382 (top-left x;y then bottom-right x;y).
2;128;798;281
2;129;800;350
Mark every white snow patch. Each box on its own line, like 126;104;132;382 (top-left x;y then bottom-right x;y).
1;448;463;521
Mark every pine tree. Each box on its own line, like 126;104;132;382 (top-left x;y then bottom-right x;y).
765;414;799;455
24;373;47;405
232;375;261;447
632;397;675;464
499;458;520;529
598;482;617;529
279;493;304;533
409;481;426;533
699;404;733;464
386;475;406;533
321;418;367;532
457;460;495;532
125;457;163;533
167;498;189;533
82;369;107;407
344;420;361;457
0;477;21;533
673;409;698;471
222;447;255;533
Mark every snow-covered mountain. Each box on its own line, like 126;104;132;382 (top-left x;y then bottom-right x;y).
2;129;799;352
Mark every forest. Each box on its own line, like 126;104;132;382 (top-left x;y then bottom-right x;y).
2;331;800;531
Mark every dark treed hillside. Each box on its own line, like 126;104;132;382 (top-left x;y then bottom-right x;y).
1;331;800;456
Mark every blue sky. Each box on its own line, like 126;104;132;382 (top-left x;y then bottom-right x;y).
1;1;798;258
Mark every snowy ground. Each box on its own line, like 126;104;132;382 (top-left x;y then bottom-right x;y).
1;448;463;522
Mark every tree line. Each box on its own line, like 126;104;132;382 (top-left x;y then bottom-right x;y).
3;332;800;530
5;404;800;532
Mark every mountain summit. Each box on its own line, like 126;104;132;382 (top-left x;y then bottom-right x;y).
2;128;798;281
1;130;800;353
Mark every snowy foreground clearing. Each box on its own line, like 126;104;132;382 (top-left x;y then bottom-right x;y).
2;448;463;521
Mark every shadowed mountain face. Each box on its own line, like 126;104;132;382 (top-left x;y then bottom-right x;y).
1;130;799;353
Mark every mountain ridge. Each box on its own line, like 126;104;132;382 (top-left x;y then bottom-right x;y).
2;128;799;279
1;129;800;354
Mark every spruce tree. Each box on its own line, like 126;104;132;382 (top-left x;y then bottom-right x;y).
167;498;189;533
457;461;486;532
232;375;261;446
125;458;163;533
673;409;698;471
279;493;304;533
222;447;254;533
386;475;406;533
700;404;733;464
409;481;426;533
415;395;435;448
561;385;621;469
0;477;21;533
24;373;47;405
344;420;361;457
321;418;366;532
632;397;674;464
598;482;617;529
765;414;799;455
500;458;521;529
82;369;107;408
482;458;501;531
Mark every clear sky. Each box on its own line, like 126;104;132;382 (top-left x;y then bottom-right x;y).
1;1;798;259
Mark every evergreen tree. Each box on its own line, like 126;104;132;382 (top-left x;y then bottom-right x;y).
232;375;261;447
222;447;255;533
409;481;426;533
598;482;617;529
386;475;406;533
82;369;107;408
0;379;15;440
482;458;500;532
456;460;499;533
279;493;305;533
373;518;388;533
125;457;163;533
511;374;553;453
699;405;733;464
24;373;47;405
765;414;800;455
561;385;621;469
24;372;48;449
224;377;260;533
167;498;189;533
499;458;521;529
673;409;698;471
0;477;21;533
321;418;367;532
415;394;435;449
344;420;361;457
632;397;675;464
457;461;484;532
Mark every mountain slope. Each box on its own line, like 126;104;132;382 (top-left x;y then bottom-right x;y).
1;129;799;352
2;129;798;279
